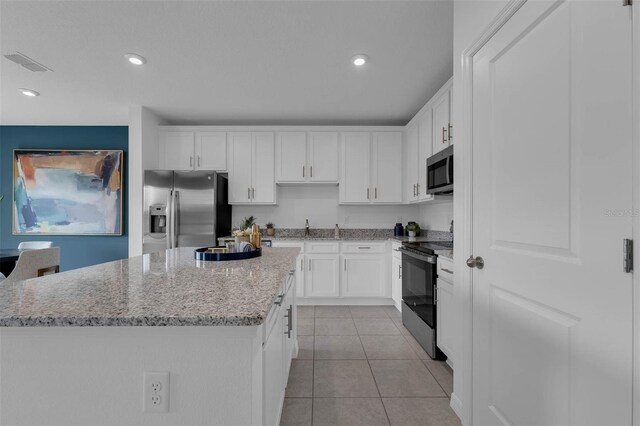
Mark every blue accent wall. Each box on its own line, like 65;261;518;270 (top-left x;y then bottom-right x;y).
0;126;128;271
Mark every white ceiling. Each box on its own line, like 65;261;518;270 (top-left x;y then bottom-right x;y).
0;1;453;126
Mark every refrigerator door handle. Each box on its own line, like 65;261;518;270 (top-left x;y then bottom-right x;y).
172;190;178;248
166;190;173;249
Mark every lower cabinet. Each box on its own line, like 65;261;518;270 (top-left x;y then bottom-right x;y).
305;255;340;297
391;245;402;309
263;273;296;426
436;258;454;363
342;254;386;297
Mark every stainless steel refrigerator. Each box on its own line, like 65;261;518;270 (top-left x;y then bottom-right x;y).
143;171;232;254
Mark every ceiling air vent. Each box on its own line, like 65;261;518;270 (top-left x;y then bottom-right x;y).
3;52;52;72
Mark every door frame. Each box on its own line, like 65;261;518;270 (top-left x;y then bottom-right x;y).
454;0;639;424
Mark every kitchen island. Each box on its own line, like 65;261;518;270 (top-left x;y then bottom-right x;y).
0;247;299;425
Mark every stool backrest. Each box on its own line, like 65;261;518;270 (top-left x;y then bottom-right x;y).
3;248;60;284
17;241;53;250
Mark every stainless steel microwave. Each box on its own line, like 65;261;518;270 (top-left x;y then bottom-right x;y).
427;145;453;194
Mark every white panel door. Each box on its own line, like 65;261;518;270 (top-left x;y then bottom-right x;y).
227;132;253;204
276;132;307;182
417;111;433;201
305;255;340;297
308;132;339;182
342;255;385;298
391;253;402;309
339;132;371;204
371;132;402;204
159;131;194;170
471;1;633;425
404;124;419;203
432;89;451;155
252;132;276;204
195;131;227;171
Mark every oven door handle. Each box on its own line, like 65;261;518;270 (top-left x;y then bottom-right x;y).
399;248;436;264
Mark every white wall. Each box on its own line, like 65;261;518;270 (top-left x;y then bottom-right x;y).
232;185;420;230
452;1;510;424
128;106;164;257
419;201;453;232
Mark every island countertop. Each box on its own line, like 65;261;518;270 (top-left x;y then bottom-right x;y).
0;247;300;327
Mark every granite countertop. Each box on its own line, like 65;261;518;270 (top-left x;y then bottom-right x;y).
0;247;300;327
219;229;454;243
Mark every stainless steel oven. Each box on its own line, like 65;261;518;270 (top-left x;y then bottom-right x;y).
427;145;454;195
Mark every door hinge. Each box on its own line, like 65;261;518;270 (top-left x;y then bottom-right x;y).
623;239;633;273
623;0;632;6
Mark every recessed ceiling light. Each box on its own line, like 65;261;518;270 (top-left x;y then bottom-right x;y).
18;88;40;97
352;54;369;67
124;53;146;66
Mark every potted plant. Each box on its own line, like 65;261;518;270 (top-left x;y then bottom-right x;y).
233;216;256;244
265;222;275;236
406;222;419;238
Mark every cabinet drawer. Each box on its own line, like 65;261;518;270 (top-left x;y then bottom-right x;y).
271;241;305;253
341;242;386;254
306;242;339;253
437;257;454;283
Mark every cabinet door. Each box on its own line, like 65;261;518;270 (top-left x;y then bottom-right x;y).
339;132;371;204
432;89;451;155
195;132;227;171
263;305;284;426
371;132;402;204
404;124;419;203
391;254;402;309
308;132;339;182
417;111;434;201
437;277;454;361
342;255;386;298
228;132;253;203
276;132;307;182
282;277;296;380
252;132;276;204
159;131;194;170
305;255;339;297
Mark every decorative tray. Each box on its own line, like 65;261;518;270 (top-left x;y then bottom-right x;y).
194;247;262;261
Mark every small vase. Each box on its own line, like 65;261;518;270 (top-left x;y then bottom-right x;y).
266;228;275;236
235;236;250;244
408;231;416;237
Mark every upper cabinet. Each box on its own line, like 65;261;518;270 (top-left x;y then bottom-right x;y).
275;131;339;183
339;131;402;204
228;132;276;204
159;130;227;171
403;78;453;203
432;86;453;155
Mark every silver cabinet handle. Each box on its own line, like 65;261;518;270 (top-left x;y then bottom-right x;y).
252;188;255;199
197;155;201;167
434;287;438;304
190;156;193;167
300;258;303;271
308;259;311;271
375;188;377;199
248;188;251;199
448;123;453;141
416;184;419;196
344;259;347;271
367;188;370;199
441;268;454;274
358;247;371;249
442;127;448;144
413;184;416;197
274;294;284;306
303;165;305;178
284;305;293;338
310;165;313;177
398;265;402;279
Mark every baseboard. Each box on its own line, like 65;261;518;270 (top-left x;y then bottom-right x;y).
297;297;395;306
450;392;464;424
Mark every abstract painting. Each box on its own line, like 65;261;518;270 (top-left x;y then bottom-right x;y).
13;150;124;235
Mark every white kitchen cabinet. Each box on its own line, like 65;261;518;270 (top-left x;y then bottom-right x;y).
195;131;227;171
436;256;454;363
340;131;402;204
263;300;284;426
417;111;433;201
276;132;307;182
228;132;275;204
372;132;403;203
391;242;403;310
305;254;340;297
282;274;296;380
342;254;386;298
432;87;452;155
308;132;339;182
275;131;339;184
159;131;194;170
339;132;371;203
404;124;419;203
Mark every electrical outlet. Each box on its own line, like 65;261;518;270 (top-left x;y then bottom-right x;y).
144;371;169;413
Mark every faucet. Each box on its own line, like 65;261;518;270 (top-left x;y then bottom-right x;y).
305;219;310;237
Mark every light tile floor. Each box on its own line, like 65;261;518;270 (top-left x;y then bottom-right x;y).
280;305;460;426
